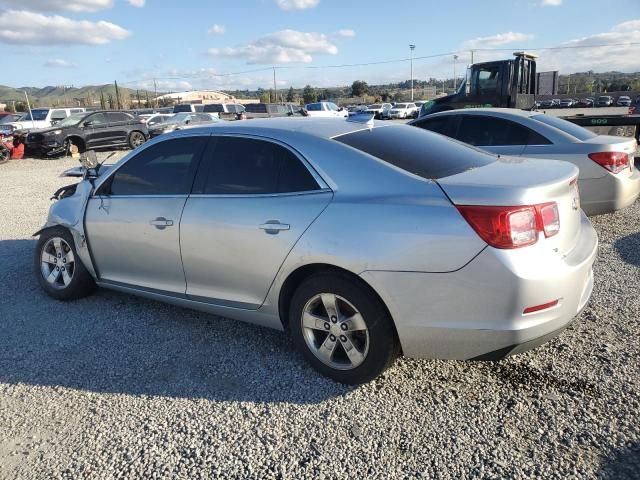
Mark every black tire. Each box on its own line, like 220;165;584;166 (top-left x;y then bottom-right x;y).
128;131;146;149
34;227;96;301
289;272;398;385
0;144;9;164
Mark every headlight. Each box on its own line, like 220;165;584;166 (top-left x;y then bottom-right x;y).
46;129;63;135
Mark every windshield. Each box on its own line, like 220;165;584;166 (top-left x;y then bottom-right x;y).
30;109;50;121
368;104;381;109
532;114;597;141
55;113;86;128
395;104;408;109
597;96;610;101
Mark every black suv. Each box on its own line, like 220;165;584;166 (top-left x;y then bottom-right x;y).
25;111;148;157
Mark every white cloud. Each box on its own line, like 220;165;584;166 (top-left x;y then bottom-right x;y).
541;0;562;6
276;0;319;10
44;58;78;68
334;29;355;38
0;0;113;12
127;0;144;6
536;19;640;73
208;29;347;64
208;24;226;35
462;32;533;49
0;10;131;45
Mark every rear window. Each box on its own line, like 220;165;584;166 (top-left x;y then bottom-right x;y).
203;104;224;113
334;125;495;180
531;114;596;141
244;104;268;113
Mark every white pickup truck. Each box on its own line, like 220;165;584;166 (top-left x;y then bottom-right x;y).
9;107;86;132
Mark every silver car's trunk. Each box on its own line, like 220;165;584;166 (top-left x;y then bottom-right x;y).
436;157;582;255
580;134;638;175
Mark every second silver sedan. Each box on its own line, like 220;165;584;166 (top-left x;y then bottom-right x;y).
410;108;640;215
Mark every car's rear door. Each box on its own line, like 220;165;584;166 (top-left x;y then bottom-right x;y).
180;135;332;308
105;112;135;145
85;135;208;294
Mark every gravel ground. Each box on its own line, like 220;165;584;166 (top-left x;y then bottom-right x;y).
0;154;639;479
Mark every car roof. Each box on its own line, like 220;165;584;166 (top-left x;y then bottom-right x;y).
181;117;384;140
423;107;539;119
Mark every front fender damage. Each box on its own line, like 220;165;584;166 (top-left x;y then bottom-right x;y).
33;180;98;278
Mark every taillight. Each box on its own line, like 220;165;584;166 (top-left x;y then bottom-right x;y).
456;202;560;249
588;151;629;174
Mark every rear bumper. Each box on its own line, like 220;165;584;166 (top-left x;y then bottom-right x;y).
580;167;640;215
361;213;598;360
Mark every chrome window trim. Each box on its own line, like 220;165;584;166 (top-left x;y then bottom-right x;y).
188;188;332;200
92;194;189;200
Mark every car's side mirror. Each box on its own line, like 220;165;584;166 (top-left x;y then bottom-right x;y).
185;119;191;124
83;120;94;128
465;67;471;96
80;150;99;169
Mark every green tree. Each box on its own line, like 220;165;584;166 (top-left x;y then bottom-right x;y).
286;86;295;102
302;85;317;104
351;80;369;97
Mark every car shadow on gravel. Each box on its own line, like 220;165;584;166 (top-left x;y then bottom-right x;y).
597;442;640;480
614;232;640;266
0;239;353;405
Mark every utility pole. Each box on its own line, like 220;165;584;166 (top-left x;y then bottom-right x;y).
114;80;121;110
24;91;35;128
273;67;278;104
470;50;474;64
453;55;458;91
409;44;416;101
154;79;158;108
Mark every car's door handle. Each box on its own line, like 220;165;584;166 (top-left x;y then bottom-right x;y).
259;221;290;234
150;217;174;229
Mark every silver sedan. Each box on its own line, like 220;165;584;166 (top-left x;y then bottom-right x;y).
409;108;640;216
34;118;597;384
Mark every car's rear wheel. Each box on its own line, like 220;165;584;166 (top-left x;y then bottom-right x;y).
289;272;398;384
34;227;96;301
128;131;146;149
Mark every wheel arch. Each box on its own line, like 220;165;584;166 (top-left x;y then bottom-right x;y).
65;135;86;153
277;263;401;350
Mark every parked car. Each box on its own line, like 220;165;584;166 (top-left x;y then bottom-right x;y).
203;103;245;120
616;96;632;107
304;102;348;118
173;104;205;113
575;98;595;108
148;112;218;138
243;103;303;119
365;103;392;119
630;97;640;115
9;107;86;131
139;113;174;127
539;99;560;109
24;111;148;157
34;117;597;384
347;105;368;116
559;98;576;108
388;103;418;119
409;108;640;215
596;96;614;107
0;113;23;135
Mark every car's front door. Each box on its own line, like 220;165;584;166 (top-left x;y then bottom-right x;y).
180;135;333;308
82;113;112;148
85;135;208;294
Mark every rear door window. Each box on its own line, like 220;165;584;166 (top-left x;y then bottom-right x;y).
334;125;495;180
457;116;536;146
199;137;319;194
106;112;133;123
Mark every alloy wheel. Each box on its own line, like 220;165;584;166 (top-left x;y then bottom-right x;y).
130;132;145;148
40;237;75;290
301;293;370;370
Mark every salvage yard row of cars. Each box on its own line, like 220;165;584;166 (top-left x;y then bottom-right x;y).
31;101;639;384
537;94;640;109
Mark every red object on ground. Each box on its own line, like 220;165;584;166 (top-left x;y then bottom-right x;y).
11;141;24;159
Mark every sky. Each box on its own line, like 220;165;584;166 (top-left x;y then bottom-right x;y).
1;0;639;92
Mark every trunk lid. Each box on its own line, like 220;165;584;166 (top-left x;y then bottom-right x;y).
581;134;638;176
437;156;581;255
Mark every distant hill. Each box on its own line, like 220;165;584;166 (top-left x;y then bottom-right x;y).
0;84;158;109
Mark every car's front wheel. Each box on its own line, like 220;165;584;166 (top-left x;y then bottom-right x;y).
34;227;96;301
289;272;398;384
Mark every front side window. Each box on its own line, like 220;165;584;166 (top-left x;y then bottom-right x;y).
201;137;319;195
306;103;322;111
85;113;108;126
106;136;207;195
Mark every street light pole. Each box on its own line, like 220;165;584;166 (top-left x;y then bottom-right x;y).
453;55;458;91
409;44;415;101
